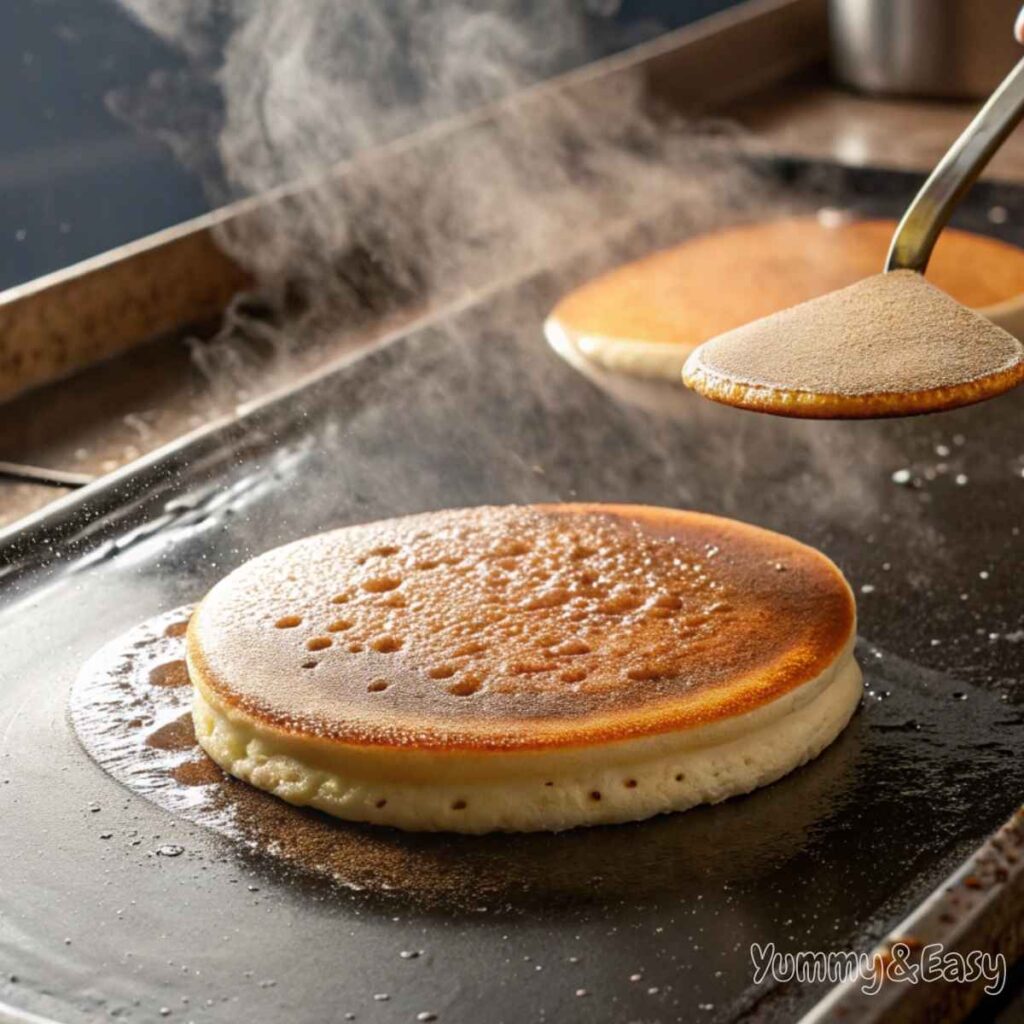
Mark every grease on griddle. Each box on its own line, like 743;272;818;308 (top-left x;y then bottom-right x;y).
149;660;190;688
146;714;197;752
70;607;1024;917
172;758;223;787
69;607;864;910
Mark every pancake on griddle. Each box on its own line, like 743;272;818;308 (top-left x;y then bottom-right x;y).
187;504;861;833
545;217;1024;381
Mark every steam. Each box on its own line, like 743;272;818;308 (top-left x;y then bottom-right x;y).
104;1;916;551
118;1;599;192
110;0;770;394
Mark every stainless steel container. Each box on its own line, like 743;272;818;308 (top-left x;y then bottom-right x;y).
829;0;1022;99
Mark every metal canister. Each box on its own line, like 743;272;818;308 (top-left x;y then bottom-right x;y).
829;0;1022;99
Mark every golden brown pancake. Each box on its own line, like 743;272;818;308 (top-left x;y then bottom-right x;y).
545;217;1024;381
683;271;1024;419
187;504;860;831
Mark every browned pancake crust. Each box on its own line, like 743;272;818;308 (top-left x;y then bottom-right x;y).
549;217;1024;352
187;505;855;751
680;364;1024;419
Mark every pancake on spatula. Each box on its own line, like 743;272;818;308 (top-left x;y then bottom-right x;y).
187;504;860;833
682;270;1024;418
545;217;1024;381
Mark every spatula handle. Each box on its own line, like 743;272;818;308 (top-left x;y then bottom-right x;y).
887;55;1024;273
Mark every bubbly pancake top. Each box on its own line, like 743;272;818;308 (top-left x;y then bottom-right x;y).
683;271;1024;419
549;218;1024;350
187;504;856;751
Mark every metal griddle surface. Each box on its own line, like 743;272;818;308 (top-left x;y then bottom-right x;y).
1;165;1023;1024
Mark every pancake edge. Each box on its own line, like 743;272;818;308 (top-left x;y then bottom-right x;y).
191;648;862;833
544;315;688;382
681;353;1024;419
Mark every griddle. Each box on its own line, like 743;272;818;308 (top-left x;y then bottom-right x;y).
1;162;1023;1024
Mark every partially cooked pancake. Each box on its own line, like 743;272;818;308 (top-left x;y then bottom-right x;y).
546;217;1024;381
187;504;860;832
683;271;1024;418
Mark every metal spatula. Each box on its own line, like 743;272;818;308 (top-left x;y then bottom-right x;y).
683;15;1024;419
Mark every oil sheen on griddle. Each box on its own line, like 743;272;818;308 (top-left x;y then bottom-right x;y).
69;606;1024;912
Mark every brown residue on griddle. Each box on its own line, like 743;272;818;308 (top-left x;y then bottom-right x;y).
149;660;190;688
146;713;197;751
164;620;190;638
171;757;222;787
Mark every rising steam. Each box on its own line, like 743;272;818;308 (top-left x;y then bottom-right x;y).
109;0;771;393
102;1;919;543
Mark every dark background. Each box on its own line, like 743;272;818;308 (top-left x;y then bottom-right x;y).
0;0;739;291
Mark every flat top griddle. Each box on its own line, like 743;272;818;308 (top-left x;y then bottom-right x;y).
1;163;1023;1024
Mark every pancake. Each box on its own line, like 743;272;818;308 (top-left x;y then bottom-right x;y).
187;504;861;832
545;217;1024;381
682;271;1024;419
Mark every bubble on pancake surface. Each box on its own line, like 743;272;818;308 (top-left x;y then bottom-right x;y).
363;575;402;593
447;674;483;697
260;509;707;701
